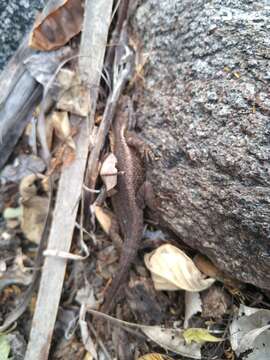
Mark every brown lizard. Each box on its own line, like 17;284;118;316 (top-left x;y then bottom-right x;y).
101;97;155;313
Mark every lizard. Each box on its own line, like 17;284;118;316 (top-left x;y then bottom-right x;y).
101;96;155;314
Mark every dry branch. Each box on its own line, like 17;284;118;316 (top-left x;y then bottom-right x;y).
25;0;114;358
25;118;89;359
0;36;41;169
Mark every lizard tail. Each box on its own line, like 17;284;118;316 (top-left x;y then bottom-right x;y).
101;248;135;314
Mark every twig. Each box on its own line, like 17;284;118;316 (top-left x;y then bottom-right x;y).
89;322;112;360
104;0;130;76
86;24;133;197
25;0;114;358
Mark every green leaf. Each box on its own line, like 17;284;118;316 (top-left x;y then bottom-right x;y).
0;335;10;360
183;328;223;344
3;207;22;220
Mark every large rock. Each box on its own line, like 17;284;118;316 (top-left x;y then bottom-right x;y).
0;0;43;70
132;0;270;289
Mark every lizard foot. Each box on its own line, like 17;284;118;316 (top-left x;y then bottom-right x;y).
126;131;154;163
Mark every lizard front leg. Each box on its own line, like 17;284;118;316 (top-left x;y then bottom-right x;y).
126;131;153;163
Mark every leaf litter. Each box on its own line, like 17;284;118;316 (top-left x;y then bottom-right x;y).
230;305;270;360
0;0;270;359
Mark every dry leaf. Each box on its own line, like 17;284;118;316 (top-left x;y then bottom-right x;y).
0;255;32;292
100;153;118;192
96;245;118;280
0;154;45;185
230;304;270;359
193;254;221;278
83;353;93;360
29;0;84;51
184;291;202;328
87;309;201;359
201;286;231;319
142;326;201;359
46;111;75;150
138;354;174;360
129;34;151;87
5;220;20;230
20;174;49;244
144;244;215;292
48;68;90;117
24;47;73;86
47;143;76;174
53;69;89;117
56;78;90;116
62;144;76;167
51;68;75;98
94;206;113;235
193;254;240;288
79;306;97;359
183;328;223;344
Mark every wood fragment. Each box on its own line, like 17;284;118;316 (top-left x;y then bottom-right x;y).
79;0;114;137
104;0;130;72
25;0;114;358
25;119;88;359
0;35;34;107
0;37;72;170
0;36;42;169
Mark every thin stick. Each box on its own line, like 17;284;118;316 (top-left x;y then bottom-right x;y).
25;0;114;358
86;24;133;198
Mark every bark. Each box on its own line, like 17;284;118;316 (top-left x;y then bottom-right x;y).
132;0;270;289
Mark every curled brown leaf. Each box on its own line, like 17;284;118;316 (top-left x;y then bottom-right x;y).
29;0;84;51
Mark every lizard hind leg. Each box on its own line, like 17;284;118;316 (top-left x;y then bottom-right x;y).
109;213;123;251
136;180;157;210
101;243;138;314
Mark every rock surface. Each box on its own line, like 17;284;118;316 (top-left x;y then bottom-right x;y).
132;0;270;289
0;0;43;70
